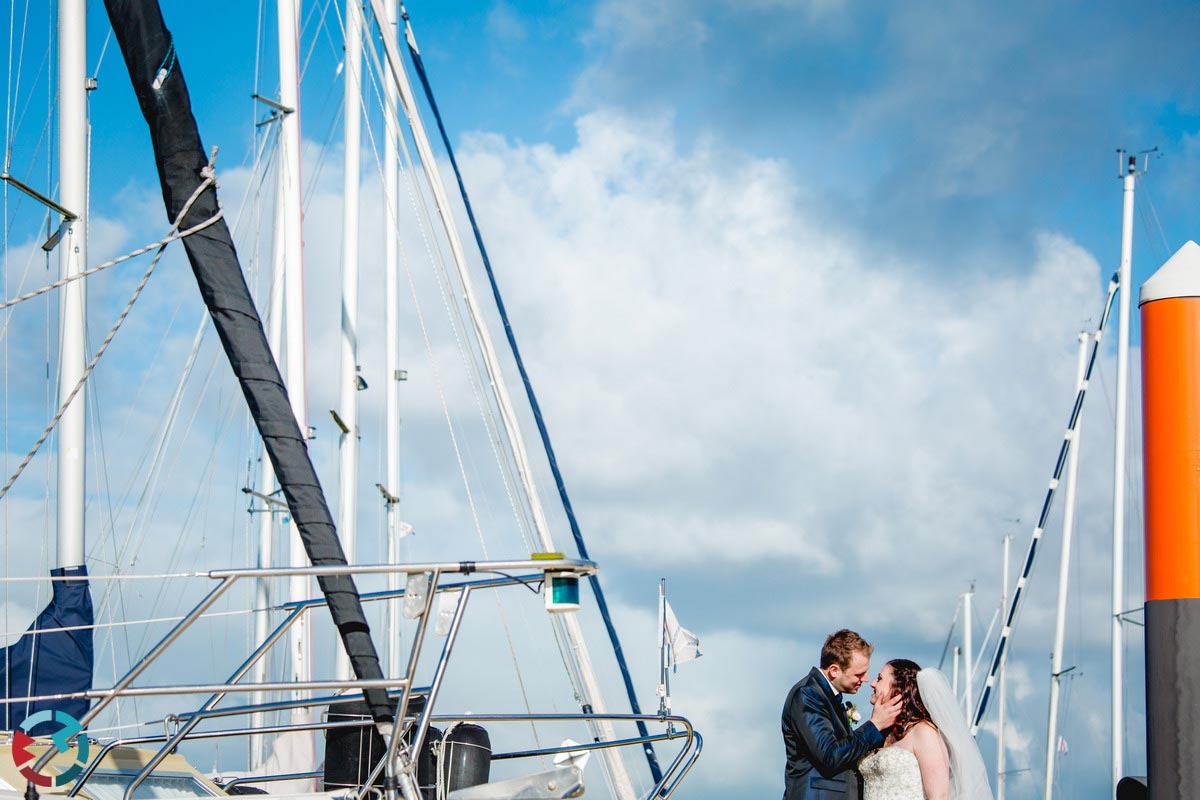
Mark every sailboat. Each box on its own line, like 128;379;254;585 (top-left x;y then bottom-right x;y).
0;2;701;798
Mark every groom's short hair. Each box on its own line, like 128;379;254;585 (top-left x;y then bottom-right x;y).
820;629;873;669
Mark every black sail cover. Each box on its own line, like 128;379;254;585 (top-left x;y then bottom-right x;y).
102;0;393;724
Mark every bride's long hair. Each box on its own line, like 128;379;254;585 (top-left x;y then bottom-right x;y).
885;658;935;741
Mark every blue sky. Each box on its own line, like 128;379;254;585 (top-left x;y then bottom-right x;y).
4;1;1200;798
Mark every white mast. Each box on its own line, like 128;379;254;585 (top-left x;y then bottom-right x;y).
963;589;973;721
381;0;404;679
250;216;287;767
365;5;637;795
996;534;1011;800
335;0;365;684
56;0;87;570
1045;332;1089;800
952;646;961;700
276;0;312;737
1111;152;1136;792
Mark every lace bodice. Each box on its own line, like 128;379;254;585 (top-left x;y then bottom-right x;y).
860;746;924;800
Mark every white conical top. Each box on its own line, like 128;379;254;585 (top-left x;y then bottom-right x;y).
1140;240;1200;305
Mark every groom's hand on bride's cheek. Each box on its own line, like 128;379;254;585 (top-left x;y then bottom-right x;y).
869;692;902;730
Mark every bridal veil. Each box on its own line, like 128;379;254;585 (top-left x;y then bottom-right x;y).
917;668;994;800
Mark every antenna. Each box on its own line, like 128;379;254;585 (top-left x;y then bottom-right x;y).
1117;145;1161;178
1138;146;1161;174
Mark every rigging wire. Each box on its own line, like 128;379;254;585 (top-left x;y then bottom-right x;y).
301;91;345;209
402;12;665;777
364;16;637;792
85;332;138;727
294;0;348;209
392;16;538;546
354;15;548;743
5;0;33;168
9;41;50;167
90;28;113;82
2;0;14;710
2;112;51;240
370;20;528;537
363;22;513;547
937;603;959;670
356;28;493;552
93;319;206;597
35;4;49;715
0;602;276;640
1090;343;1146;592
361;16;534;551
90;120;278;650
299;0;338;84
0;170;224;503
131;363;242;659
1;24;56;347
1138;178;1172;266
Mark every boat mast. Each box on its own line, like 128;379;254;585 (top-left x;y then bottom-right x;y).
996;534;1011;800
381;0;404;678
276;0;312;733
250;88;294;765
1111;151;1136;793
362;5;636;795
1044;332;1089;800
952;646;960;698
250;216;287;766
335;0;365;684
962;588;973;720
970;277;1119;734
57;0;88;570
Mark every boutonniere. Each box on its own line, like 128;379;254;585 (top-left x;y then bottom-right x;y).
844;701;861;726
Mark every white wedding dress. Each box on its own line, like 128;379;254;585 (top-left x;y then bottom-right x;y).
857;669;994;800
860;746;924;800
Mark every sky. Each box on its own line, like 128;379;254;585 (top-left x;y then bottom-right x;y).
3;1;1200;798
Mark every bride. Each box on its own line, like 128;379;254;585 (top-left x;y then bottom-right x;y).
858;659;994;800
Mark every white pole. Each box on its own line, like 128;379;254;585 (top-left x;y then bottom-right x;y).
56;0;87;570
658;580;669;716
1112;155;1136;792
1045;332;1090;800
963;590;973;722
277;2;313;771
367;7;636;796
334;0;365;684
249;178;289;768
381;0;404;679
953;646;961;700
997;535;1011;800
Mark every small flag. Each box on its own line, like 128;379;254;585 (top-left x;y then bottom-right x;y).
1057;736;1068;755
664;600;702;668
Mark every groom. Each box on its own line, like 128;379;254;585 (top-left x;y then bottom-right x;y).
781;629;901;800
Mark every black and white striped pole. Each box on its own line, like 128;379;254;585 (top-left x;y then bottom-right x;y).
970;276;1119;736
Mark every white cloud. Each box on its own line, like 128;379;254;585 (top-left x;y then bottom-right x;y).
454;111;1101;583
486;3;529;44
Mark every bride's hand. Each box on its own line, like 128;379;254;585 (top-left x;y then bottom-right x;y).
869;692;902;730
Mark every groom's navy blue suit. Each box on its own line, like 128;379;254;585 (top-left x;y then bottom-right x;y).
781;667;885;800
